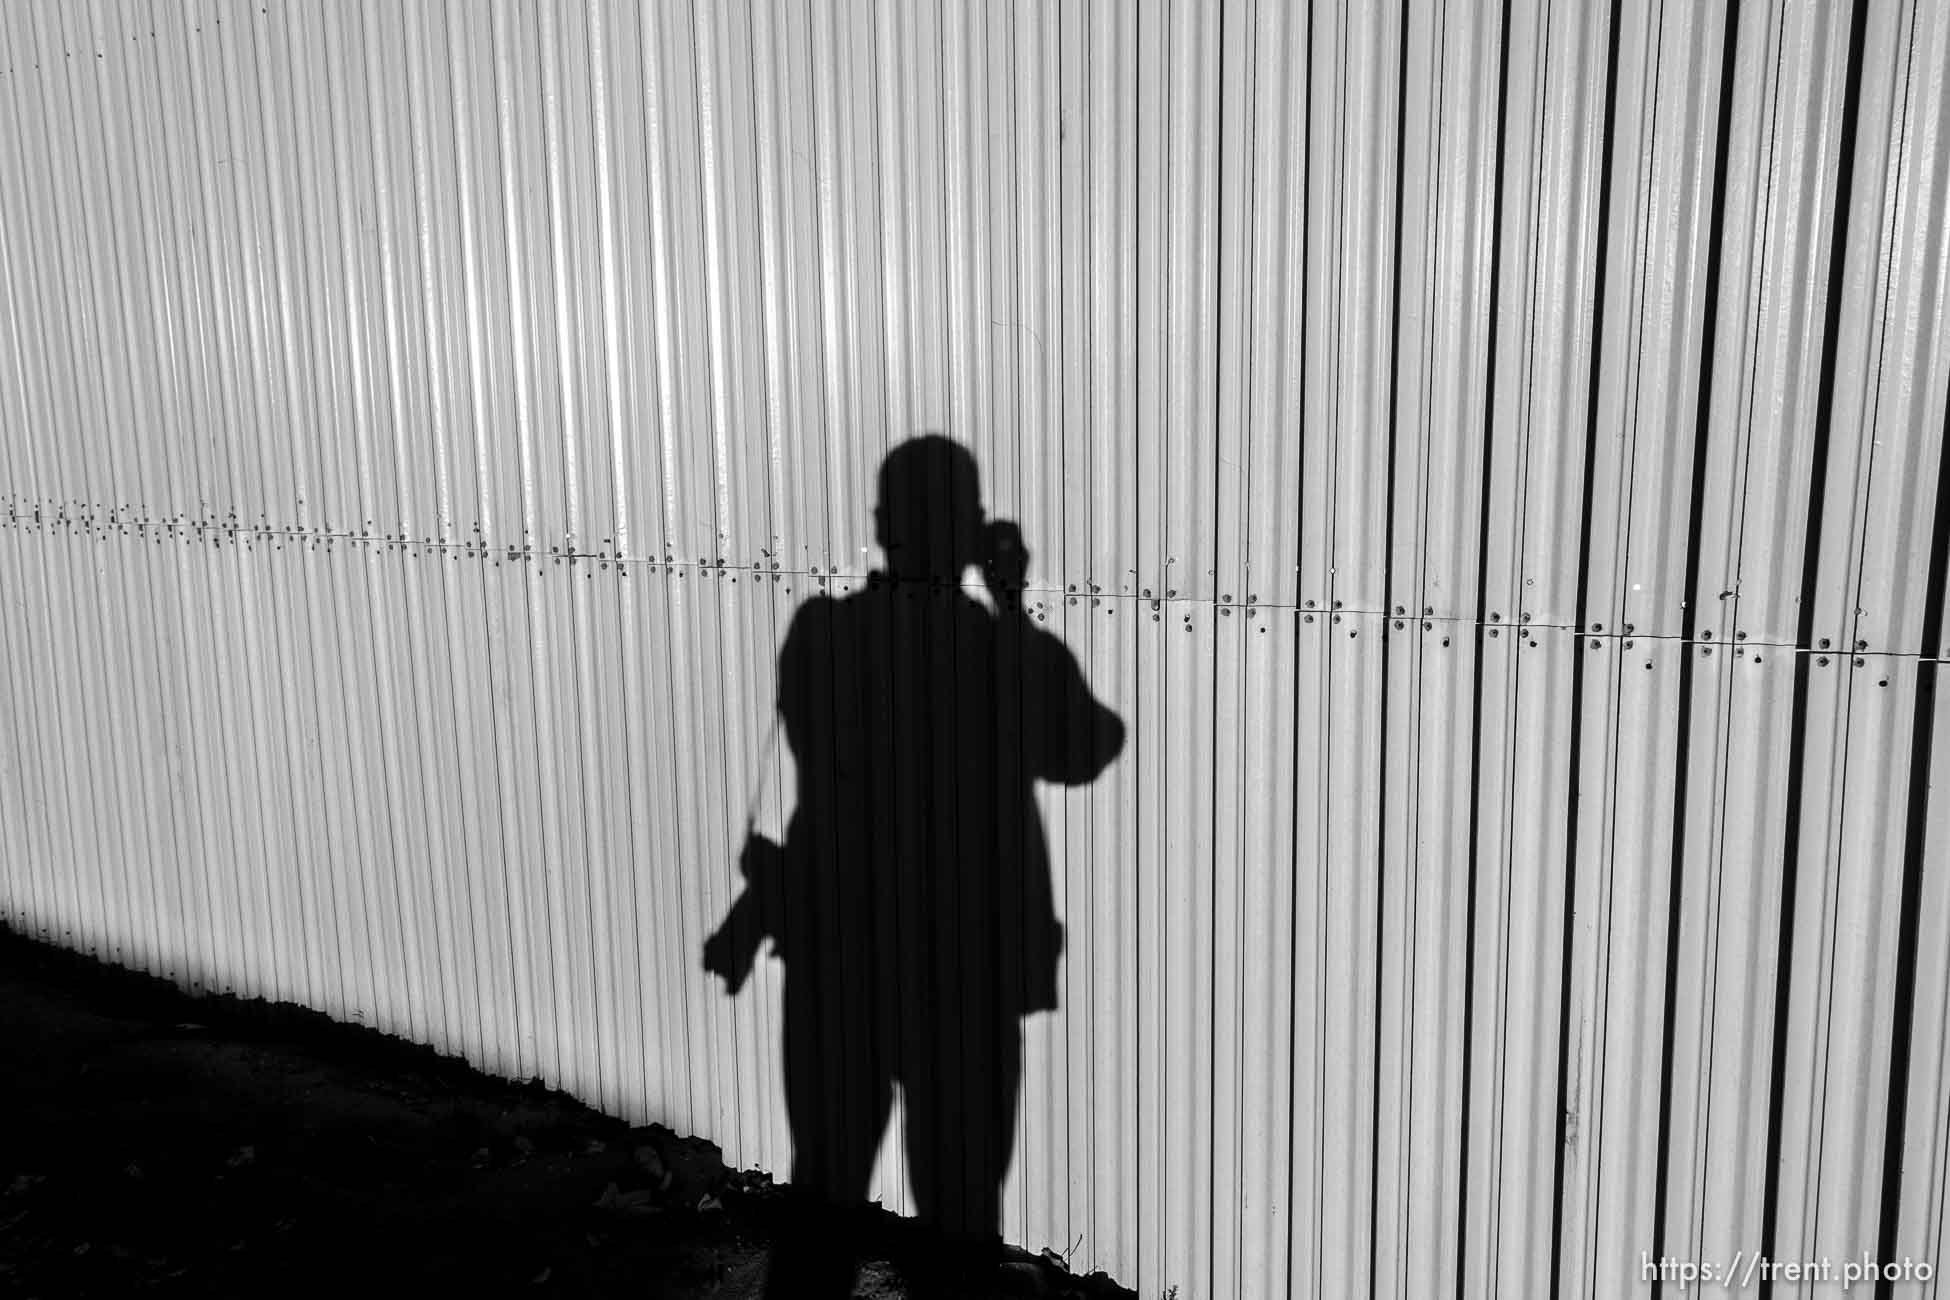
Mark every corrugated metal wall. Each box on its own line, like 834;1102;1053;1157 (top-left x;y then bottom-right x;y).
2;0;1947;1294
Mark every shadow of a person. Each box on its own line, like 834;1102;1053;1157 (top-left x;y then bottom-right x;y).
703;435;1126;1297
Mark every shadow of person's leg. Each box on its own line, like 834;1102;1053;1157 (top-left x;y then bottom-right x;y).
903;1016;1023;1296
767;972;892;1298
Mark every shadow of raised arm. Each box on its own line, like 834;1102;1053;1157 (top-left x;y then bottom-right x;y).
1012;613;1127;785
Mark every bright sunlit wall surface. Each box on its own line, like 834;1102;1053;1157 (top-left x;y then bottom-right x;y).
2;2;1947;1296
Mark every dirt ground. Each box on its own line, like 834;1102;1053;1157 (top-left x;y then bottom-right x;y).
0;924;1134;1299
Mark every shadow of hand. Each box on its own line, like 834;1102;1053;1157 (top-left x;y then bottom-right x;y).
703;832;791;995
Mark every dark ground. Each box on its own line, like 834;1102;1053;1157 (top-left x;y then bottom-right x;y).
0;924;1134;1299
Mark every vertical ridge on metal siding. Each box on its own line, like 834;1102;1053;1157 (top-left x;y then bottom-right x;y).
3;3;1948;1297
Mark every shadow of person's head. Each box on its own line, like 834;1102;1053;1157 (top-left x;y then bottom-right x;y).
873;434;985;582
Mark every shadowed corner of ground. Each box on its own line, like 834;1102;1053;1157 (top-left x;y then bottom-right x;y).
0;920;1137;1299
